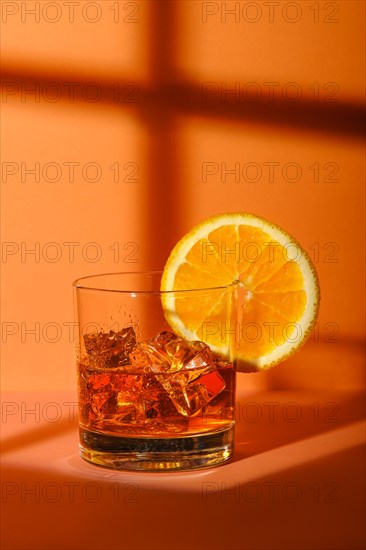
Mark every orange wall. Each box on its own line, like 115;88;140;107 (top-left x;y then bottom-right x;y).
1;1;365;391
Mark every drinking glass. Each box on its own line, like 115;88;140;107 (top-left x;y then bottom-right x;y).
73;271;238;471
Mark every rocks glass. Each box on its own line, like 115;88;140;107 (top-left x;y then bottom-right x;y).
73;272;238;471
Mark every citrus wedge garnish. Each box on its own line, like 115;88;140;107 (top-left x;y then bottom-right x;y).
161;212;320;372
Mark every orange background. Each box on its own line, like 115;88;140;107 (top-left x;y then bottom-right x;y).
1;3;366;550
1;1;365;391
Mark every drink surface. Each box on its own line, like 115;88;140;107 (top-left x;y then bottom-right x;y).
78;328;235;437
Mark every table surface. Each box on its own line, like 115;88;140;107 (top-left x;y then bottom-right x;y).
1;378;365;550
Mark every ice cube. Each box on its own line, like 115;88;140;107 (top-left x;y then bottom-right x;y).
152;337;226;416
114;373;145;421
160;369;226;417
129;340;169;372
90;392;117;419
151;330;179;349
135;331;186;373
83;327;137;368
182;341;214;372
154;338;213;377
129;346;152;371
116;391;145;422
114;373;188;432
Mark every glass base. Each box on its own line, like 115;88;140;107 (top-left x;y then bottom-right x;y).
79;426;235;471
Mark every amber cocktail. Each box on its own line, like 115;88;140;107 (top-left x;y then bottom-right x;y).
74;272;237;471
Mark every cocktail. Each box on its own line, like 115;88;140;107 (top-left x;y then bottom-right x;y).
73;212;319;471
74;272;238;471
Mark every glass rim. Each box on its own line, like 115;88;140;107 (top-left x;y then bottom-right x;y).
73;270;239;295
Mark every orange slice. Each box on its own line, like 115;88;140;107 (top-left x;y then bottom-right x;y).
161;213;320;372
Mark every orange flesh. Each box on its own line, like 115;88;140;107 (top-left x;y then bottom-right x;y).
172;224;306;361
